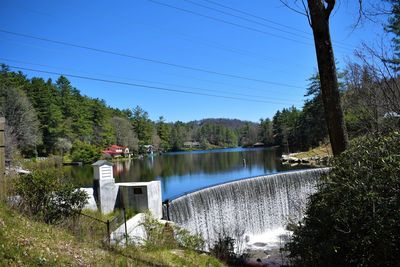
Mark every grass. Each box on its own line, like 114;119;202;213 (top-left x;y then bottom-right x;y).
0;202;225;266
294;143;332;159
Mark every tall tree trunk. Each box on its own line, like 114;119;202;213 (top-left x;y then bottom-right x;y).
307;0;348;156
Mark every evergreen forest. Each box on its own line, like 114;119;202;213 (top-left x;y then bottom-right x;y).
1;54;399;163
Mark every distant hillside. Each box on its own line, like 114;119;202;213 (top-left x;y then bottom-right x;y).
189;118;258;131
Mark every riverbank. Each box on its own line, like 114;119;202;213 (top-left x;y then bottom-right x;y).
282;143;332;167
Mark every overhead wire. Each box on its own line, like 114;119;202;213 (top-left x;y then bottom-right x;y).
7;65;303;105
146;0;314;47
184;0;312;40
0;57;302;103
0;29;304;89
124;20;313;70
200;0;357;50
146;0;353;53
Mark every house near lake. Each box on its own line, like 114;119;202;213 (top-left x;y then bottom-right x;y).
102;145;130;157
183;141;200;148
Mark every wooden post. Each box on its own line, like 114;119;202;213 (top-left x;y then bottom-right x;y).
123;207;128;245
106;219;111;247
0;117;5;199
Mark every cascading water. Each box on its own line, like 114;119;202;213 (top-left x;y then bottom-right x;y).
166;168;330;249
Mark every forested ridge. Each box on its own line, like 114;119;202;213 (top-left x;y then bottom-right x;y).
1;57;399;163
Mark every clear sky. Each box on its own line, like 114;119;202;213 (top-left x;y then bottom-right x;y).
0;0;386;123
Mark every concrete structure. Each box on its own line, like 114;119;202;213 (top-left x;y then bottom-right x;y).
93;160;114;181
92;160;119;214
80;188;97;211
118;181;163;219
86;160;163;218
111;213;170;246
111;213;147;245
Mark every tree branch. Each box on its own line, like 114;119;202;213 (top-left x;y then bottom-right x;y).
324;0;336;19
301;0;312;27
279;0;308;17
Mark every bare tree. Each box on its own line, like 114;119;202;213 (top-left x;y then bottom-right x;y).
342;40;400;135
110;116;138;151
282;0;349;155
0;86;41;158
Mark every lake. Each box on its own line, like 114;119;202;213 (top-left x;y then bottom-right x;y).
65;147;308;200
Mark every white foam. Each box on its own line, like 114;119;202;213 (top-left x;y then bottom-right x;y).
245;228;292;250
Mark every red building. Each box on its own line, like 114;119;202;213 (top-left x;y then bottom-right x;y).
102;145;130;157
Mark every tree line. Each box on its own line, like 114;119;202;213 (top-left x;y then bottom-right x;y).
1;58;399;163
0;68;249;162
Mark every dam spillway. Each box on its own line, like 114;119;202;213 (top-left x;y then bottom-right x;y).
166;168;330;248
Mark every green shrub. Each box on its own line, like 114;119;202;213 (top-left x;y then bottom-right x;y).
71;140;101;164
286;132;400;267
142;212;204;251
14;169;88;224
210;234;236;265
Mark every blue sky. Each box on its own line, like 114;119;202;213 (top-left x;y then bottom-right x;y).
0;0;386;122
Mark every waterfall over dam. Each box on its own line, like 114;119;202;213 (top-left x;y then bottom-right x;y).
166;168;330;247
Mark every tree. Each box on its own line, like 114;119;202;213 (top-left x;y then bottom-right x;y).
27;78;63;155
272;106;302;152
258;118;274;146
306;0;348;156
110;116;138;151
0;84;41;158
156;116;171;151
70;140;101;164
55;137;72;159
239;122;257;147
297;73;328;149
170;121;186;151
88;98;113;146
385;0;400;68
341;0;400;136
132;106;154;146
282;0;348;155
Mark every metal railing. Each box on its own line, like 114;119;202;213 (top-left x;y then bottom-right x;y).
69;208;128;248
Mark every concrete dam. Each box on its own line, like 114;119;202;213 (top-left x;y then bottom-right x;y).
165;168;330;248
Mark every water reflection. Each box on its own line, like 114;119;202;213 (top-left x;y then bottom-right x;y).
65;147;308;200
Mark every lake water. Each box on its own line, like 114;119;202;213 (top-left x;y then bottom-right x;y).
65;147;308;200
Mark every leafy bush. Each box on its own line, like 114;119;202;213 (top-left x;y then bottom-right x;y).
210;234;236;265
14;169;88;224
71;140;101;164
142;212;204;251
286;132;400;267
18;155;63;170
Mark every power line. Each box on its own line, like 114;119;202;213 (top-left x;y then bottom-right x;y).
203;0;311;35
201;0;356;50
7;65;301;105
184;0;354;49
0;58;302;103
0;29;303;89
146;0;353;53
99;20;314;71
147;0;314;47
184;0;312;40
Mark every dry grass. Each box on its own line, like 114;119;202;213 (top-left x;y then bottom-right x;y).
294;143;332;159
0;203;224;266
